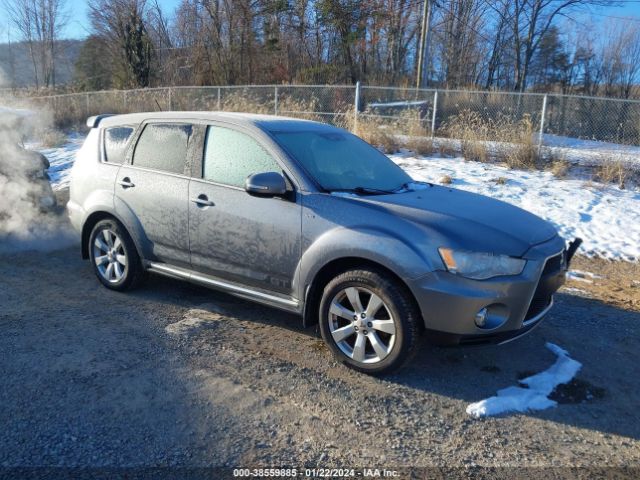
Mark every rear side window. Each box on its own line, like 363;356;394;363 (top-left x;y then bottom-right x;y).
133;123;192;175
203;126;280;187
103;126;134;164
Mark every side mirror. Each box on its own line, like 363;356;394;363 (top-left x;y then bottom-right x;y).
245;171;287;197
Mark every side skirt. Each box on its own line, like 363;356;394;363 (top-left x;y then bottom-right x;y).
146;261;301;314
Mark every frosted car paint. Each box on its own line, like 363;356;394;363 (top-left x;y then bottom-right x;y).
68;112;569;343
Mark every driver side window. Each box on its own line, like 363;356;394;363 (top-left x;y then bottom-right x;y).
203;126;281;187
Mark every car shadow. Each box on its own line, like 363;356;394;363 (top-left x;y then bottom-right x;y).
129;273;640;442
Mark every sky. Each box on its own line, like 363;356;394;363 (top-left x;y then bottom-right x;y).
1;0;640;42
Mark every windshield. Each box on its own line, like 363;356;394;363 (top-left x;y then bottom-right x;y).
273;130;412;192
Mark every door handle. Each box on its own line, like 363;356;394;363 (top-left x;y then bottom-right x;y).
118;177;135;189
191;194;215;207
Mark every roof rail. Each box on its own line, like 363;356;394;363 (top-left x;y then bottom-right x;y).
86;114;115;128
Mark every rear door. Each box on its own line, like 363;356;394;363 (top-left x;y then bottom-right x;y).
188;124;302;295
115;122;193;267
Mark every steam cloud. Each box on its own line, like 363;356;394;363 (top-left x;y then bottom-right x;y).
0;70;76;254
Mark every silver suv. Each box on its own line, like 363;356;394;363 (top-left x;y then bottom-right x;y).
68;112;580;374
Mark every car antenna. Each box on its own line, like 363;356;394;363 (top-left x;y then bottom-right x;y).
155;99;163;111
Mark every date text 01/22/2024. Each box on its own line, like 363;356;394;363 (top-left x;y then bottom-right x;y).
232;468;400;477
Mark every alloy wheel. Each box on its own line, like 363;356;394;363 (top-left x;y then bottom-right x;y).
93;228;127;283
327;286;397;364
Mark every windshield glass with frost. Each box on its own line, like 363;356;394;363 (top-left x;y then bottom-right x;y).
273;131;411;192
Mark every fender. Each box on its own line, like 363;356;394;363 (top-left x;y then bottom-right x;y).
81;190;152;261
293;225;438;302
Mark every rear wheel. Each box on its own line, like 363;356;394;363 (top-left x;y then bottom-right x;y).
319;268;420;374
89;219;143;291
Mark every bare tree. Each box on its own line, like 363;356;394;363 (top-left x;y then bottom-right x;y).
488;0;613;92
88;0;153;88
3;0;67;88
598;20;640;99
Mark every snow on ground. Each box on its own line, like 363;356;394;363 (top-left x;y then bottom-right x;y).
392;152;640;261
34;134;640;261
543;134;640;168
466;343;582;418
566;270;602;283
33;134;84;191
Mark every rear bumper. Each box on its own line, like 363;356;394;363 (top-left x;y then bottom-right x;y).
407;235;569;344
66;200;84;233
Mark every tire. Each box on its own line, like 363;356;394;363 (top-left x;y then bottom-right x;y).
88;218;144;291
319;268;420;375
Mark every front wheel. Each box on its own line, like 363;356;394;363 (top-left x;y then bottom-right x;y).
319;268;420;374
89;219;144;291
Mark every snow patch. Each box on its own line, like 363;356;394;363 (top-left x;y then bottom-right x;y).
466;342;582;418
567;270;602;283
562;286;590;296
32;133;84;191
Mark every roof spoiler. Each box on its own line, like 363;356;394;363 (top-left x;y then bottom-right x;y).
86;114;115;128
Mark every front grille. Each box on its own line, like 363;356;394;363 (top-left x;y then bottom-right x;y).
524;252;563;321
524;292;551;320
542;252;564;275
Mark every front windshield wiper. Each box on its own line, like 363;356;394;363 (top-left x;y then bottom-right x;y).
329;186;396;196
328;181;433;196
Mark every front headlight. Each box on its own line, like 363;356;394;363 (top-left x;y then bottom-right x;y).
438;247;526;280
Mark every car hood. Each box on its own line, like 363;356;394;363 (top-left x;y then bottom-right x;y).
355;185;558;257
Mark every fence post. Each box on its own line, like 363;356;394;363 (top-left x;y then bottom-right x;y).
168;87;173;111
274;86;279;115
354;81;361;130
431;90;438;138
538;94;548;153
85;92;90;118
217;87;221;110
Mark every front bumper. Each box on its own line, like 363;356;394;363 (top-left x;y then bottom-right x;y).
408;235;571;345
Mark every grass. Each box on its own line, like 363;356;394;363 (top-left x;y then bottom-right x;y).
546;151;570;178
349;115;400;153
593;155;631;189
38;128;67;148
440;109;540;169
400;110;435;156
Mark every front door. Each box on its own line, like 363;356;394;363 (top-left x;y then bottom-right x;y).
188;125;301;295
115;122;193;267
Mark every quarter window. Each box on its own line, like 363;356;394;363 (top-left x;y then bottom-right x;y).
133;123;192;175
203;126;281;187
103;126;134;164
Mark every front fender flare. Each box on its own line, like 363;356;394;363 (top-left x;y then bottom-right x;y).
294;226;436;302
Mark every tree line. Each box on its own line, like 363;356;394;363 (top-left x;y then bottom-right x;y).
3;0;640;99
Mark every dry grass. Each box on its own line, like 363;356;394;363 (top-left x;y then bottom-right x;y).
440;110;490;162
348;115;399;153
400;110;435;156
492;176;507;185
494;115;538;170
221;91;273;114
38;129;67;148
439;175;453;185
594;155;631;189
440;109;540;168
437;141;459;157
546;152;570;178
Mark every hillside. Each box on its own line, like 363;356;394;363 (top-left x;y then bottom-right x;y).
0;39;83;87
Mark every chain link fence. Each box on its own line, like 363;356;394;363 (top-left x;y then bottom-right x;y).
5;84;640;148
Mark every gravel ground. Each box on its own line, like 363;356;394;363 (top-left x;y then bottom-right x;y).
1;234;640;475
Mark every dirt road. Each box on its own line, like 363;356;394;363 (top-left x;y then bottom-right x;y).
1;241;639;474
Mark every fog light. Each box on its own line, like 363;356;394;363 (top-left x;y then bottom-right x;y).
474;308;488;327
